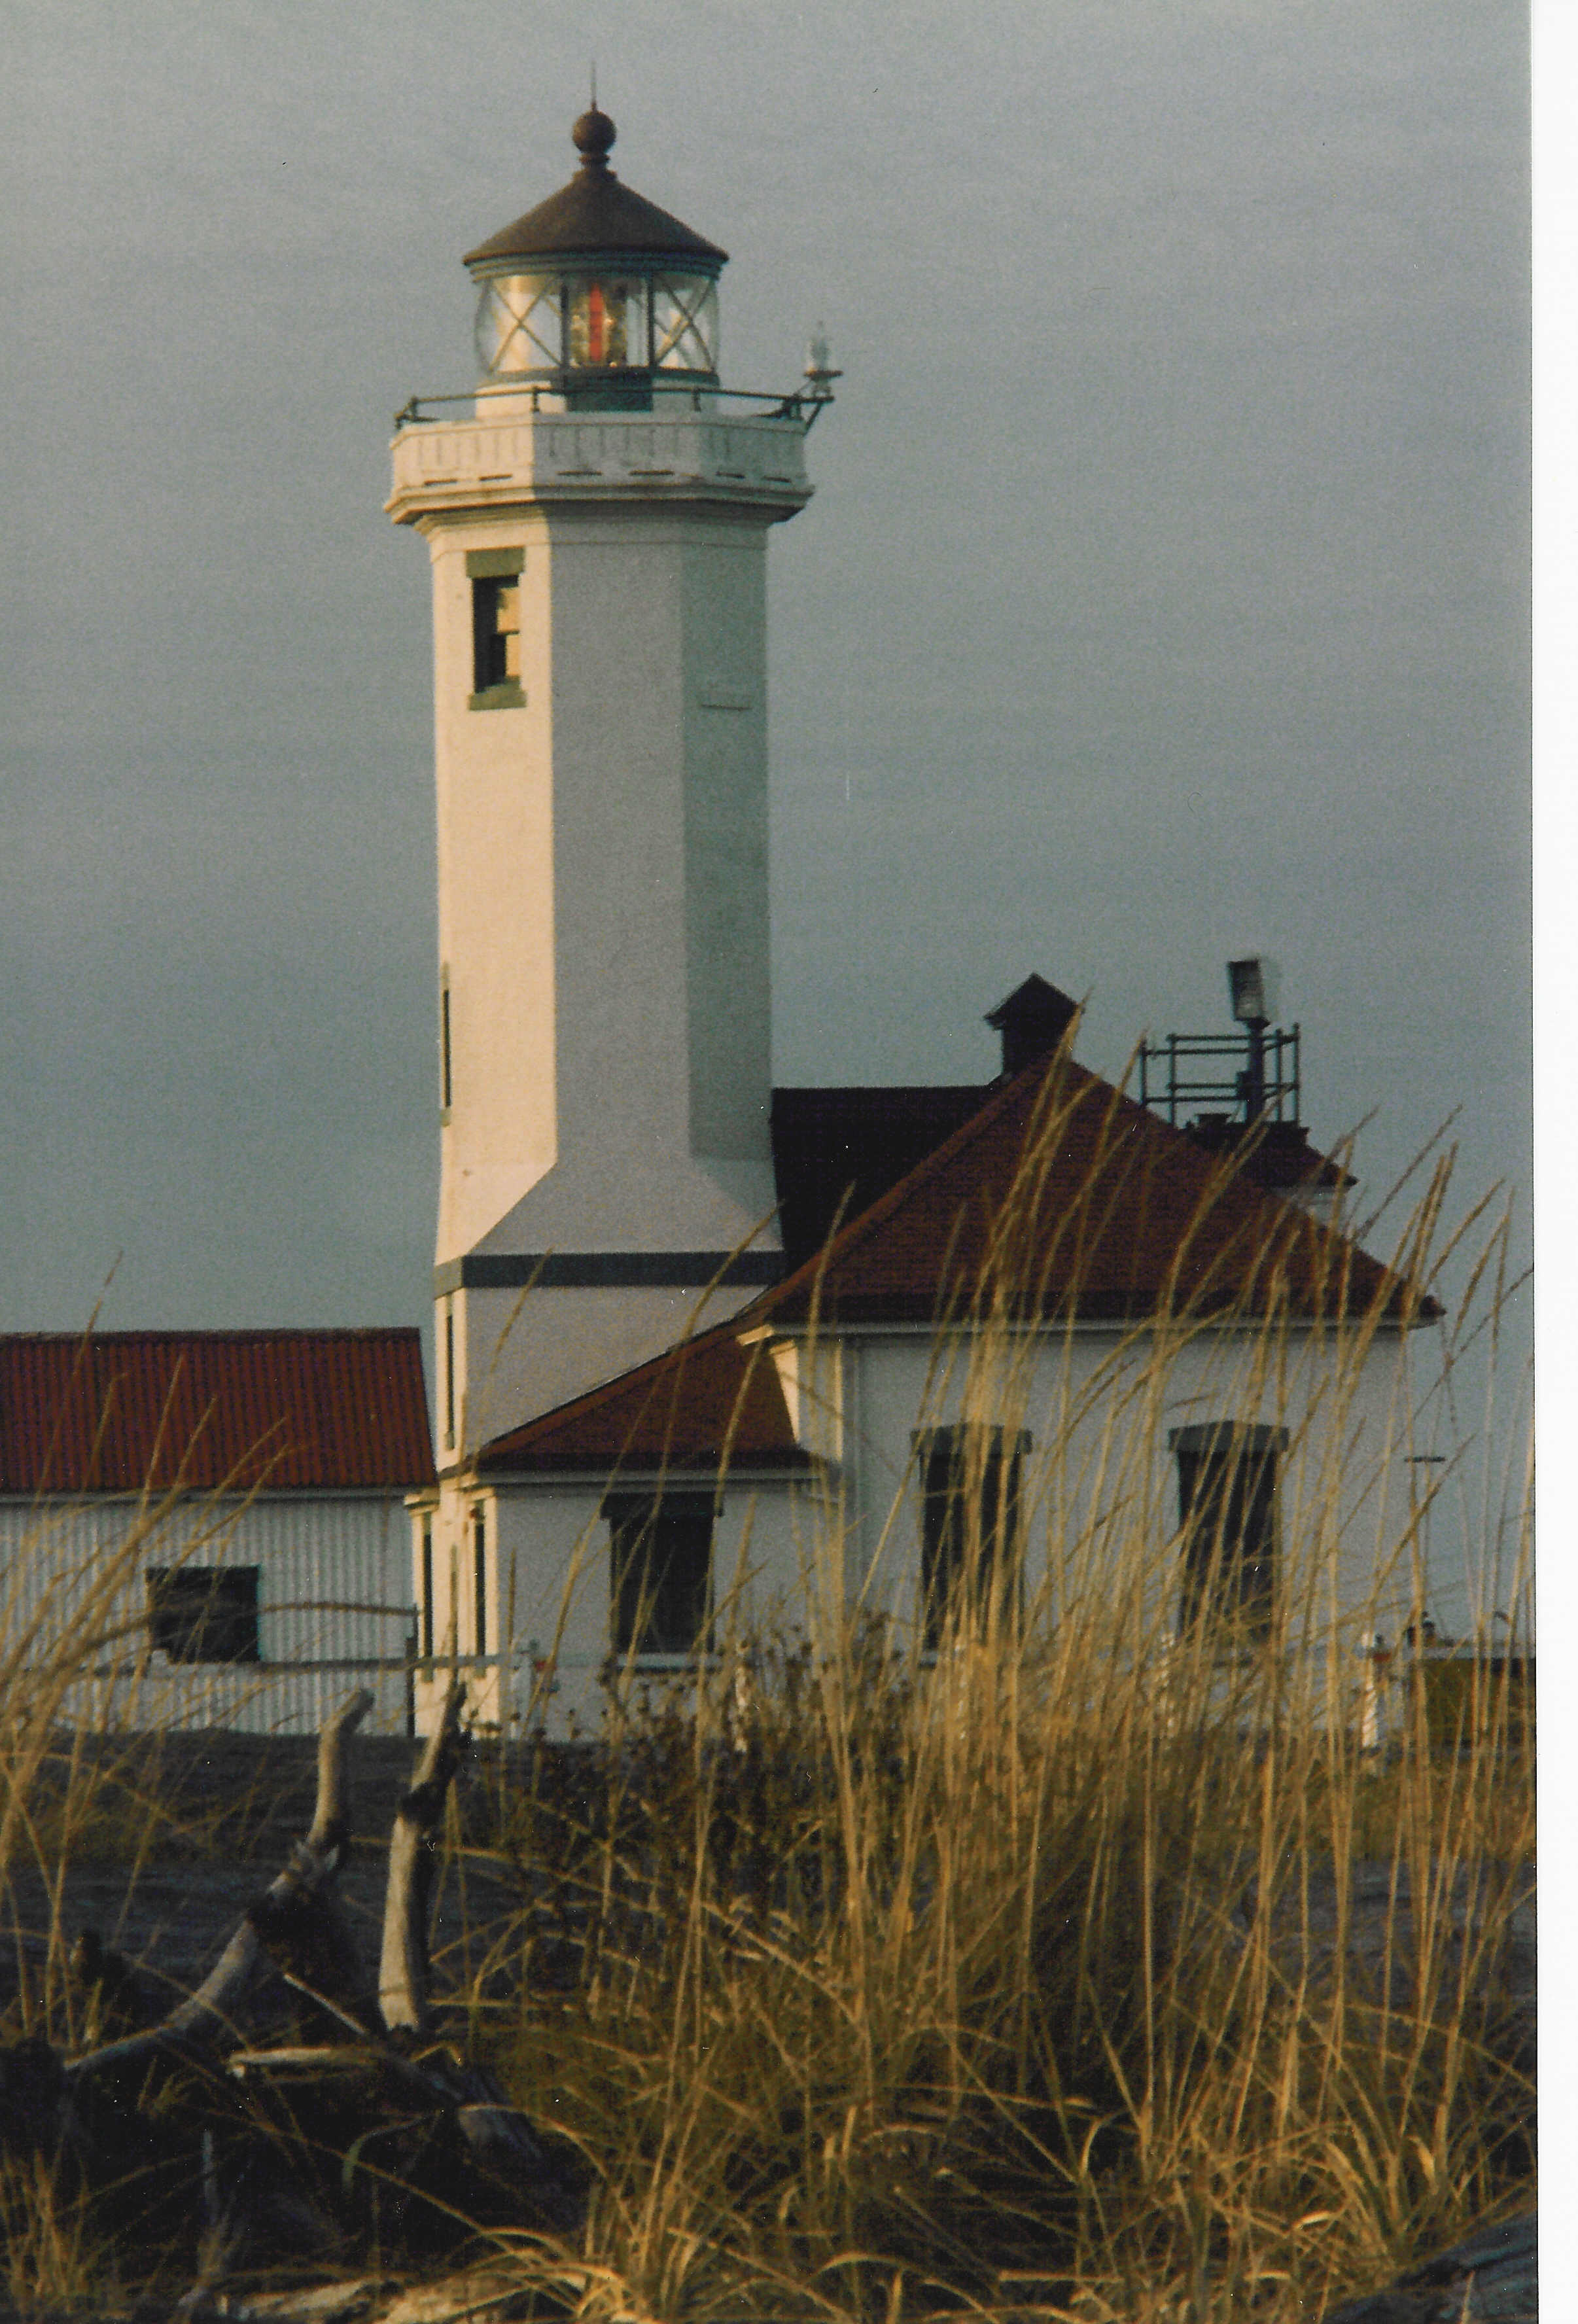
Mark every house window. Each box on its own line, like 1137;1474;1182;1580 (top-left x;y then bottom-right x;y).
913;1426;1030;1649
466;549;524;708
1170;1423;1288;1640
606;1494;714;1657
472;1508;487;1659
147;1567;260;1664
420;1515;434;1660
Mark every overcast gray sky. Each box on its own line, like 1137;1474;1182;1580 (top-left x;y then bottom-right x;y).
3;1;1528;1355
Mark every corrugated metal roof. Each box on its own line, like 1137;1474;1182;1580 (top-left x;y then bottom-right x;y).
0;1330;435;1497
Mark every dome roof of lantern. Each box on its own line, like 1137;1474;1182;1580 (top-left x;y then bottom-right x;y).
463;107;728;270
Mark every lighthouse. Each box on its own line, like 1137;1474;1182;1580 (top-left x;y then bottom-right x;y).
388;106;826;1460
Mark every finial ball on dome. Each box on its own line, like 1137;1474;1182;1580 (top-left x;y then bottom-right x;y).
572;104;616;165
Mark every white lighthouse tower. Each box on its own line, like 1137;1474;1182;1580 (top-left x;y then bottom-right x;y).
388;105;824;1462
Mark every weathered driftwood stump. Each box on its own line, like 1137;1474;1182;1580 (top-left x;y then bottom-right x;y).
0;1687;584;2301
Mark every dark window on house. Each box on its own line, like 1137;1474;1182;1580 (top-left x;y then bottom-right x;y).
472;1508;487;1659
1170;1423;1287;1640
913;1426;1030;1649
147;1567;260;1664
420;1516;434;1660
607;1494;714;1657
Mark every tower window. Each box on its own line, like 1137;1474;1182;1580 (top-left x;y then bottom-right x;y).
1170;1423;1288;1640
147;1566;260;1664
913;1426;1030;1649
420;1515;434;1661
442;1301;456;1450
606;1494;714;1657
466;548;525;709
440;974;453;1115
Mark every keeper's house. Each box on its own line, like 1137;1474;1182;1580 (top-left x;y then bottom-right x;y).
0;1329;434;1734
416;983;1437;1742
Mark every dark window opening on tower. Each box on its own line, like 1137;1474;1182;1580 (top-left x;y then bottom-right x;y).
440;975;453;1114
472;576;519;690
607;1494;714;1657
147;1566;260;1664
467;548;525;707
913;1425;1029;1650
1171;1423;1286;1640
420;1515;434;1661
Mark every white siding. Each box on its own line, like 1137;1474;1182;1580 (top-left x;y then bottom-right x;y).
0;1492;415;1735
415;1316;1429;1740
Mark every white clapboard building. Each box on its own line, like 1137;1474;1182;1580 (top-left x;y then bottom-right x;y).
388;109;1440;1740
0;1329;434;1734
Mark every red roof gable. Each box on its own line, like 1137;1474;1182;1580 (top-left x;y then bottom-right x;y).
476;1328;806;1479
0;1330;435;1496
475;1051;1430;1478
763;1052;1421;1328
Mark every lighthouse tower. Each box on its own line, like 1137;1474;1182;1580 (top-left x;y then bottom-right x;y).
388;107;821;1459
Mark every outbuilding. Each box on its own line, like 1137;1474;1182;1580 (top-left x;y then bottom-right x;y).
0;1329;434;1734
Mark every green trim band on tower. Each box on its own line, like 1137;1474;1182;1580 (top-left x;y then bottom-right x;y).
433;1250;785;1296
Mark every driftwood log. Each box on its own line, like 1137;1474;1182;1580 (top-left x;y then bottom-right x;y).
0;1687;584;2300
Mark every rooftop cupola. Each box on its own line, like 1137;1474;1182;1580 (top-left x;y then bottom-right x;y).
463;106;728;411
986;976;1081;1077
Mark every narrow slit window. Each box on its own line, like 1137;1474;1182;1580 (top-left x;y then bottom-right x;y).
420;1516;434;1661
443;1302;456;1450
472;1509;487;1659
440;975;453;1113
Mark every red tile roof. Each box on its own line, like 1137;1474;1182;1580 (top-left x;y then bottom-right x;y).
476;1050;1431;1477
763;1052;1423;1329
0;1330;435;1496
476;1328;807;1479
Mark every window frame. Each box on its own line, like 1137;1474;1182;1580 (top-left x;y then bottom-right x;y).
1169;1422;1288;1643
442;1301;457;1451
419;1515;435;1662
472;1505;488;1661
911;1424;1031;1651
465;548;525;711
605;1491;716;1661
147;1565;261;1666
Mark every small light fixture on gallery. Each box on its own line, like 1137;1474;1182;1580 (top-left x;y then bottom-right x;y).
1227;955;1280;1028
1227;956;1280;1123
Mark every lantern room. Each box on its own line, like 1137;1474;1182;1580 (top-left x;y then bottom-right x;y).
463;105;726;411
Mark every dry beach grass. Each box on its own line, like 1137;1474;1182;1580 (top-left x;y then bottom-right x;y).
0;1135;1534;2321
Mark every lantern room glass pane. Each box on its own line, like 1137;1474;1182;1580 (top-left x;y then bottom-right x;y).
651;275;718;374
566;275;643;368
475;274;562;376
